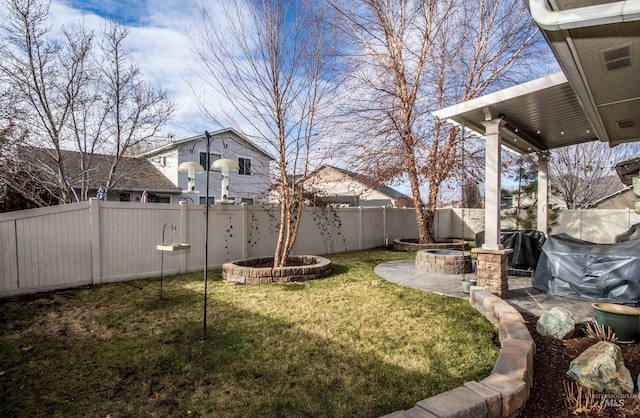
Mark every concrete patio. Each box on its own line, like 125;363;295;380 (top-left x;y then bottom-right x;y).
374;260;595;322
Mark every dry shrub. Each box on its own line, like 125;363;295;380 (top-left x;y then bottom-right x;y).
563;380;607;416
585;321;618;343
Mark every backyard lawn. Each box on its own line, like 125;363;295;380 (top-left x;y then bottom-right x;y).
0;249;498;417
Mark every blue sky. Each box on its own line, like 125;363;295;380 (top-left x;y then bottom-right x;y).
64;0;147;26
50;0;527;201
52;0;208;139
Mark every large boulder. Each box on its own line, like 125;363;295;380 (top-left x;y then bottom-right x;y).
536;307;575;340
567;341;634;394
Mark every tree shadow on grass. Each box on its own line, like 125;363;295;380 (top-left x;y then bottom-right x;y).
0;290;495;418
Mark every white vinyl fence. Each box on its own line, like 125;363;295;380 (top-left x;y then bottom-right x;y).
437;208;640;243
0;200;419;296
2;201;639;297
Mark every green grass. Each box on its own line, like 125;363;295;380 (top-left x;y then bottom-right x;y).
0;249;498;417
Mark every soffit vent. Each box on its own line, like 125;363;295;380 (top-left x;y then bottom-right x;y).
600;44;632;72
616;119;636;130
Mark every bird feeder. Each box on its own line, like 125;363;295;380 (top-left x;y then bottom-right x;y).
178;161;205;193
211;158;239;203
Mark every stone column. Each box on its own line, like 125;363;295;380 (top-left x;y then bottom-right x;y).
472;248;513;298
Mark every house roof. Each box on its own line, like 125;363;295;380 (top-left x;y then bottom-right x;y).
21;147;181;193
615;156;640;185
309;165;413;201
140;127;276;161
433;1;640;154
590;186;634;209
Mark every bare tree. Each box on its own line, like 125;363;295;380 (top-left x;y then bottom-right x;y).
189;0;335;266
0;0;175;205
331;0;542;242
96;22;176;199
0;0;95;204
550;142;640;209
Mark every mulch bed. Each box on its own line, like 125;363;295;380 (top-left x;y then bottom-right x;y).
518;312;640;417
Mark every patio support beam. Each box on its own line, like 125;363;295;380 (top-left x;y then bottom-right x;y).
537;154;549;235
481;118;505;250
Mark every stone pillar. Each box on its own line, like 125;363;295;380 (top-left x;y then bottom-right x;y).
472;248;513;298
481;118;505;250
537;154;549;235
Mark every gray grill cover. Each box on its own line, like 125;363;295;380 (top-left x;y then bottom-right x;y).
532;234;640;306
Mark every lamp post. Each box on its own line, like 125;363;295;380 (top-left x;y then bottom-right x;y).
177;130;218;339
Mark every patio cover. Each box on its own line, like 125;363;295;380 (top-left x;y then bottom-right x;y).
432;72;598;155
432;72;596;249
433;0;640;250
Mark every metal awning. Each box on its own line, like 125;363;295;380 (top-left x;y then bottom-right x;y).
432;72;598;155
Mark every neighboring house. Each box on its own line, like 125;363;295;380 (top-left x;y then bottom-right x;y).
591;187;634;209
294;165;413;207
18;147;182;203
141;128;274;204
594;157;640;209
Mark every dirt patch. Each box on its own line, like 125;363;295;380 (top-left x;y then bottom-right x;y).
519;312;640;417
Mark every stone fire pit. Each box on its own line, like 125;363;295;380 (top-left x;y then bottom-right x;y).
415;249;472;274
222;255;332;285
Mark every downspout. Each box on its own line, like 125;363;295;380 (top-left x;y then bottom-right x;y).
529;0;640;31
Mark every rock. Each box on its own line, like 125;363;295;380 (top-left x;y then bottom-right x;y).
567;341;634;394
536;307;575;340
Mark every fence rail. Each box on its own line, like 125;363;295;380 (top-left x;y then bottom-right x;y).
2;201;639;296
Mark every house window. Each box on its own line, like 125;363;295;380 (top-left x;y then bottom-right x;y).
199;196;215;205
119;193;131;202
199;152;221;171
239;158;251;175
240;198;254;205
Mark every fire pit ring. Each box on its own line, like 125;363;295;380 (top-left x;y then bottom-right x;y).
415;249;472;274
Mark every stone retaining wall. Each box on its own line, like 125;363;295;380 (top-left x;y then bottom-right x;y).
381;286;535;418
222;256;332;285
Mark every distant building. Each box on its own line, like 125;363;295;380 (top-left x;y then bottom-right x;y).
17;147;182;203
15;128;275;206
140;128;274;204
291;165;413;207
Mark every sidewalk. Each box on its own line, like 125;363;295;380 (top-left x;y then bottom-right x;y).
374;260;594;322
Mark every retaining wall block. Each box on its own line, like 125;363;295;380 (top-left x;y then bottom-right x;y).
498;320;534;345
463;381;502;418
414;386;488;418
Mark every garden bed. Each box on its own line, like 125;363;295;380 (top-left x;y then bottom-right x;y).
222;255;332;285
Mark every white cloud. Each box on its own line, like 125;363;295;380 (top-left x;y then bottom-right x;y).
49;0;219;139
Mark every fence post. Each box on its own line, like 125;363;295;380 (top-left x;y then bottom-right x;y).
578;209;583;240
89;198;101;284
383;206;387;247
356;206;361;250
242;204;248;259
179;201;188;273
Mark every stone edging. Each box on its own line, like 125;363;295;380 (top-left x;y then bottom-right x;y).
381;286;535;418
222;255;332;285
